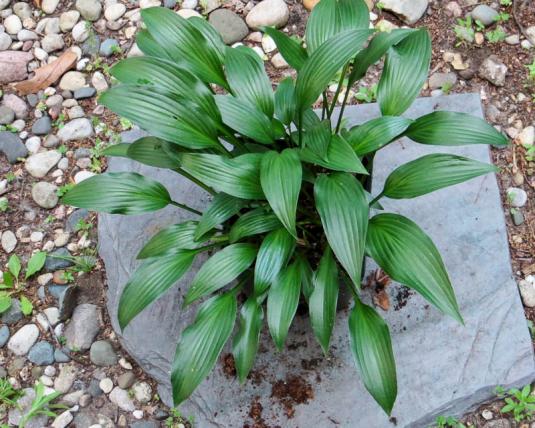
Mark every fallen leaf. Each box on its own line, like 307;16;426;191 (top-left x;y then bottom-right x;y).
13;50;78;95
373;289;390;311
34;0;42;7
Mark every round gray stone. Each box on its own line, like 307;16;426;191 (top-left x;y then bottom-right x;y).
1;299;22;325
76;0;102;21
99;38;119;57
32;181;59;209
74;87;96;99
209;9;248;44
0;131;28;163
31;116;52;135
470;5;499;26
90;340;117;366
28;341;55;365
117;371;136;389
0;105;15;124
54;348;71;363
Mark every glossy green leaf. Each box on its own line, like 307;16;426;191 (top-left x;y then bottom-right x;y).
262;27;308;70
366;213;462;322
99;85;220;150
267;261;302;350
1;272;14;289
195;193;246;241
229;207;281;243
377;29;431;116
232;298;264;382
260;150;302;238
405;111;509;147
314;173;368;287
25;251;46;279
137;221;207;259
349;297;397;415
172;292;237;405
296;29;372;113
20;295;33;316
179;153;265;200
302;120;331;159
254;228;295;296
0;295;12;314
225;46;274;117
102;143;129;157
184;244;257;305
309;247;338;354
62;172;171;215
141;7;227;87
296;255;314;302
274;77;296;125
343;116;413;156
215;95;277;145
300;135;368;174
382;154;498;199
349;29;414;85
136;29;172;60
188;16;226;59
8;255;21;278
118;251;197;329
305;0;370;54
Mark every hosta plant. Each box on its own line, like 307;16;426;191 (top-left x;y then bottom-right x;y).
63;1;508;414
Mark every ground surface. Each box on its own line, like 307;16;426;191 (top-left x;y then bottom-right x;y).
0;0;534;427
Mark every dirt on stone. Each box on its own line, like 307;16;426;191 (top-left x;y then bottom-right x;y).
270;375;314;419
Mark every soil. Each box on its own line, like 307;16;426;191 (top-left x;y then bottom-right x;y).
270;375;314;419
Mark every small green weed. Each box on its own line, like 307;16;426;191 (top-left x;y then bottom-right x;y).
0;378;23;407
496;384;535;421
19;382;66;428
0;197;7;212
433;415;466;428
354;84;378;103
56;183;75;197
486;27;507;43
5;171;16;182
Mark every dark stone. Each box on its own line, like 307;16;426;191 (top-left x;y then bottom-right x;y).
1;299;22;325
0;325;10;347
81;34;101;57
31;116;52;135
54;348;71;363
45;248;74;271
27;94;39;107
28;341;55;365
88;378;104;397
153;409;169;420
59;285;80;321
74;147;91;159
66;209;90;232
99;38;119;57
512;210;525;226
0;131;28;163
74;87;96;100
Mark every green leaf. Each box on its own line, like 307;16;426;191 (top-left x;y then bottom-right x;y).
195;193;246;241
229;207;281;243
262;27;308;70
295;255;314;302
309;247;338;354
405;111;509;147
172;292;237;405
99;85;221;151
232;298;264;382
314;173;368;288
300;135;368;174
348;29;414;85
349;297;397;415
382;154;499;199
102;143;129;158
301;120;331;159
305;0;370;54
20;295;33;316
0;294;12;314
225;46;274;117
63;172;171;215
377;29;431;116
184;244;257;305
8;255;21;278
267;261;302;350
274;77;296;125
118;251;197;329
136;29;172;60
141;7;227;87
215;95;277;145
296;29;372;113
179;153;265;200
260;150;302;238
1;272;14;289
188;16;226;59
366;213;462;322
343;116;413;156
137;221;208;259
254;228;295;296
25;251;46;279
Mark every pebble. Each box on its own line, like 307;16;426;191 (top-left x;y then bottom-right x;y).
100;38;119;57
13;2;32;19
26;150;61;178
64;303;101;351
0;325;10;347
478;55;507;87
5;15;23;34
379;0;428;24
67;208;90;231
119;357;133;370
1;230;17;253
52;410;73;428
140;0;161;7
44;365;56;377
30;231;44;242
28;341;55;365
105;3;126;21
59;71;87;91
81;33;100;56
0;131;28;163
271;54;289;68
505;34;520;45
90;340;118;366
0;51;33;84
54;348;71;363
131;422;159;428
109;387;135;411
0;32;11;51
245;0;289;30
470;5;498;26
32;116;52;135
74;86;96;99
132;381;152;404
25;136;41;153
3;93;28;119
72;20;89;42
207;9;249;45
41;33;64;52
99;377;114;394
519;276;535;307
518;126;534;147
45;248;74;270
7;324;39;355
0;105;15;125
92;71;108;91
58;118;94;141
40;374;54;386
54;364;77;393
32;181;59;209
132;410;144;420
507;187;528;208
75;170;96;183
1;299;23;325
44;134;60;148
42;0;61;14
44;307;60;326
182;0;197;8
117;371;136;389
76;0;103;21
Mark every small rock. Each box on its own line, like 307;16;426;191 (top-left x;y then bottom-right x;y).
66;208;90;232
91;71;108;91
479;55;507;87
0;51;33;84
76;0;103;21
428;72;457;90
75;170;96;183
209;11;249;45
0;32;11;51
119;358;133;370
72;20;89;42
482;419;511;428
25;150;61;177
117;372;136;389
51;410;73;428
13;2;32;19
44;134;60;148
519;276;535;307
25;136;41;153
7;324;40;355
59;71;87;91
64;303;102;351
105;3;126;21
0;325;10;347
99;377;114;394
54;364;77;393
245;0;289;30
32;181;59;209
41;34;64;53
3;93;28;119
0;131;28;163
54;348;71;363
74;87;96;99
140;0;161;7
379;0;428;24
505;34;520;45
45;248;74;270
507;187;528;208
28;341;55;365
182;0;197;8
0;105;15;124
5;15;23;35
131;422;158;428
1;299;23;325
31;116;52;135
1;230;17;253
132;381;152;404
109;387;135;411
470;5;498;26
57;118;94;141
518;126;534;147
99;38;119;57
90;340;117;366
42;0;61;14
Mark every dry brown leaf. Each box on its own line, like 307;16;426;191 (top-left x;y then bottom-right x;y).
373;289;390;311
33;0;42;8
13;50;77;95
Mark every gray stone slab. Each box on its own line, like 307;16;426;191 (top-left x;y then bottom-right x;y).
98;93;535;427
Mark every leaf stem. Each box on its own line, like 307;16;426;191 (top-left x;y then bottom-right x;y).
174;168;216;196
335;86;352;134
322;92;329;120
328;63;349;118
170;200;203;216
369;192;384;207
